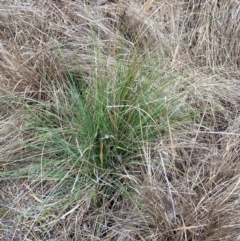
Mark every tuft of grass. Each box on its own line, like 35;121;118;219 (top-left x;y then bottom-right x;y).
4;47;189;198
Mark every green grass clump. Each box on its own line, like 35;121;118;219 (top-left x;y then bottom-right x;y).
0;48;192;236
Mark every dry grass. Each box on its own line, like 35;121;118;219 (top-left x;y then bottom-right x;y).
1;0;240;240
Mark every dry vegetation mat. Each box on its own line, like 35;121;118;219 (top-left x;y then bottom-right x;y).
0;0;240;240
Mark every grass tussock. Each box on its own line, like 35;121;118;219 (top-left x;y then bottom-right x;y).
0;0;240;240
